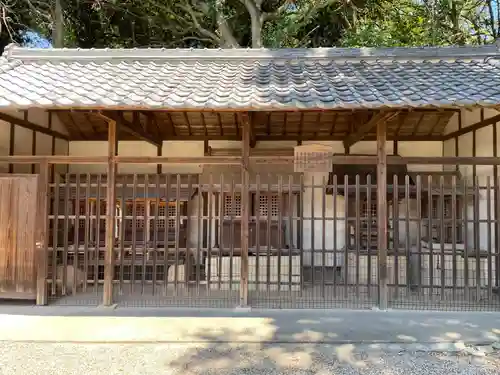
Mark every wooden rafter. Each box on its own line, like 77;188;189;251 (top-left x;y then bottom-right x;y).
0;111;69;140
248;112;256;148
412;112;426;136
443;113;500;140
343;112;392;149
329;112;338;135
183;112;192;136
101;111;161;147
201;112;208;136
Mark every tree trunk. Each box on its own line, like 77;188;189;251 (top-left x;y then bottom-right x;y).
53;0;64;47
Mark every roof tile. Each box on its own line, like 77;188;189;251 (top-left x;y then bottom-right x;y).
1;45;500;110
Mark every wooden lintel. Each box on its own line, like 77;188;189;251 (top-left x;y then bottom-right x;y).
101;111;161;147
343;112;394;149
0;111;69;141
443;113;500;141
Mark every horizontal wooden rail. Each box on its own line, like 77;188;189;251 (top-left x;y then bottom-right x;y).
2;155;500;165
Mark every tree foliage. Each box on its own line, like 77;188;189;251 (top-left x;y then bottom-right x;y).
0;0;499;52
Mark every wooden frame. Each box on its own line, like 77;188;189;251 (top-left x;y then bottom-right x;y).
2;105;500;310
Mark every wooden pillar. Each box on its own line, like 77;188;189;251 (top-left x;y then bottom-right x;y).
240;113;250;307
157;144;162;174
103;119;117;306
35;160;49;305
377;119;388;310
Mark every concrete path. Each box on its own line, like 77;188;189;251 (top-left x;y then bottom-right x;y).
0;305;500;374
0;305;499;345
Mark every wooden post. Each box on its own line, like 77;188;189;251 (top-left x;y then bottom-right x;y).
240;113;250;307
377;118;388;310
103;119;117;306
35;160;49;305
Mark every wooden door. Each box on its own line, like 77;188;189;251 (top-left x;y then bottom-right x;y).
0;175;38;299
251;193;285;251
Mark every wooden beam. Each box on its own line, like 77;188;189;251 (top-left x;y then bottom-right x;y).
377;118;388;310
101;111;161;147
239;112;250;308
443;113;500;141
158;134;444;142
0;111;69;140
103;119;117;306
343;112;389;149
35;160;49;305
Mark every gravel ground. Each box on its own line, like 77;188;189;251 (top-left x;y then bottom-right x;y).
0;342;499;375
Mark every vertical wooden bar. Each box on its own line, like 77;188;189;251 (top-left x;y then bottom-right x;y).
153;175;160;295
51;174;60;296
416;175;422;294
73;174;81;295
487;176;493;299
493;120;499;288
355;174;360;297
299;174;304;296
185;175;192;290
131;175;138;293
143;175;149;294
451;175;457;299
174;174;180;295
404;175;410;293
321;175;327;298
377;118;388;310
474;176;480;301
62;173;70;296
206;174;213;292
36;160;49;305
428;175;433;297
288;175;293;294
163;174;170;295
463;178;469;299
278;175;283;293
119;176;126;294
439;176;445;299
240;113;250;307
367;174;372;296
83;173;90;293
103;119;117;306
344;176;349;293
196;176;202;296
332;175;338;298
267;175;272;292
255;174;261;291
392;174;399;296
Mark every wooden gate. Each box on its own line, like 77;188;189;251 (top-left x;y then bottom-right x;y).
0;175;38;299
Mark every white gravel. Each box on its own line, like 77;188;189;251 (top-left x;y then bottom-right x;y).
0;342;499;375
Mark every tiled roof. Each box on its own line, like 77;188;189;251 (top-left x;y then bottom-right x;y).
1;44;500;110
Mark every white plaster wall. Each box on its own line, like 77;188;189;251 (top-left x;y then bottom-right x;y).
69;140;205;174
443;108;500;252
0;109;68;174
